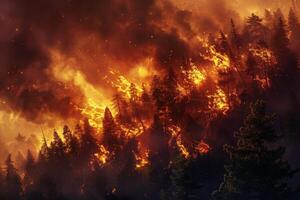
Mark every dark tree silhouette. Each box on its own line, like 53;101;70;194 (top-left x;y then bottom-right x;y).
213;101;298;200
271;17;298;88
244;14;267;43
103;108;121;155
80;119;99;164
288;8;300;50
4;154;22;200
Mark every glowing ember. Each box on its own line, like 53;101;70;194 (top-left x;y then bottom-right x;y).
176;135;190;159
196;140;211;154
135;150;149;169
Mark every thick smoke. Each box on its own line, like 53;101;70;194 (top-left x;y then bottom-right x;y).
0;0;241;124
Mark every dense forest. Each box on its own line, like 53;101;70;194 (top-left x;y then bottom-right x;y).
1;2;300;200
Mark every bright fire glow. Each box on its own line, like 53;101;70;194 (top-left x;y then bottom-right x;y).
185;64;206;86
208;88;230;115
94;145;110;165
199;37;231;71
50;50;113;131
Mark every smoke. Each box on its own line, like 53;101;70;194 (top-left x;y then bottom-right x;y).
0;0;242;125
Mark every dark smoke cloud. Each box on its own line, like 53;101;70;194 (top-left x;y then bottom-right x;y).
0;0;238;123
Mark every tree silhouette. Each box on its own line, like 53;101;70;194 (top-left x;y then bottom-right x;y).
23;150;35;188
4;154;22;200
102;108;120;155
288;8;300;50
230;19;242;53
63;125;80;162
49;130;66;162
170;155;189;200
271;17;298;87
213;101;298;200
80;119;99;164
244;14;267;43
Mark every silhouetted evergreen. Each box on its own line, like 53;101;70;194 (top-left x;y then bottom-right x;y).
4;154;22;200
213;101;298;200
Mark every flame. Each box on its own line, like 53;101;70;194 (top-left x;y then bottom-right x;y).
120;122;145;138
94;145;110;165
135;150;149;169
106;70;144;99
208;88;229;115
249;44;277;66
199;37;231;71
184;64;206;87
176;135;190;159
168;125;190;159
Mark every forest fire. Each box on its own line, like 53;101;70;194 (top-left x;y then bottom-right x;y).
0;0;299;199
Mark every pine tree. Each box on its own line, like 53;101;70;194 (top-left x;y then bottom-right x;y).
141;85;153;120
49;130;66;162
164;67;180;123
288;8;300;36
0;168;5;200
117;137;138;183
245;52;258;79
63;125;80;159
264;9;273;28
162;152;203;200
271;17;298;85
147;115;171;199
4;154;22;200
273;8;285;23
39;134;49;162
23;150;35;189
244;14;266;43
151;75;165;112
288;8;300;50
141;84;151;103
129;83;140;119
212;101;297;200
170;155;189;200
102;108;120;154
230;19;242;51
149;114;170;159
271;17;289;59
218;31;231;55
80;119;98;163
